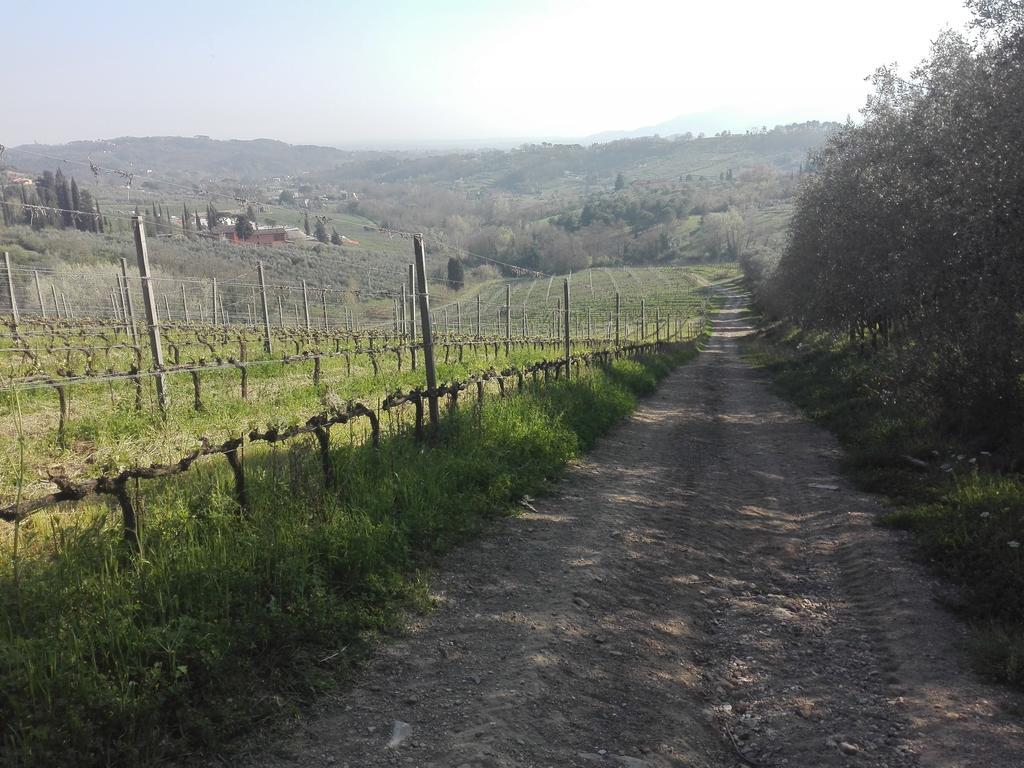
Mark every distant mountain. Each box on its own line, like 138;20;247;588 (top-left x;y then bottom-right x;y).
314;122;838;193
4;122;837;194
584;109;834;144
4;136;379;183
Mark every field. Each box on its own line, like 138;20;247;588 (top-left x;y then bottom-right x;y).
0;252;721;763
0;259;728;510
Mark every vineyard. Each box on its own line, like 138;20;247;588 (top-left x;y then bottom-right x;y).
0;217;725;764
0;224;719;540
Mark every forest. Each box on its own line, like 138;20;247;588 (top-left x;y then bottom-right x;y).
747;0;1024;447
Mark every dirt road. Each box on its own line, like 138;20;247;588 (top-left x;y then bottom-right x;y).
245;287;1024;768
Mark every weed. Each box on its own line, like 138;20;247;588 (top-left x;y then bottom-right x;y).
745;326;1024;689
0;346;693;765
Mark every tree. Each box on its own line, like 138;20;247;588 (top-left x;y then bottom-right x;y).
763;4;1024;441
701;209;745;261
235;215;254;241
303;212;311;236
279;190;295;205
614;172;625;191
55;170;73;227
447;257;465;290
70;178;82;229
77;188;96;232
330;228;341;245
313;217;328;243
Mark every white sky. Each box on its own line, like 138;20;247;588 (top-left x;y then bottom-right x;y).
6;0;972;147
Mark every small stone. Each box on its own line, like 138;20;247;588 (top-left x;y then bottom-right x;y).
839;741;859;756
387;721;412;749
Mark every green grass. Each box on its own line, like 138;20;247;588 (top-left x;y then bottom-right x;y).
0;335;628;502
0;344;698;766
745;323;1024;688
453;264;723;333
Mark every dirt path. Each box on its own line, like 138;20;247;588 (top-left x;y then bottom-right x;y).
241;287;1024;768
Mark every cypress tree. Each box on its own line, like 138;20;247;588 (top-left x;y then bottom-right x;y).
78;188;95;232
55;169;73;227
313;217;328;243
20;185;33;227
70;178;82;230
447;257;465;290
95;200;104;233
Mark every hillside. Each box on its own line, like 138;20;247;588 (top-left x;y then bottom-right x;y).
4;136;371;183
330;122;833;193
2;123;833;279
7;123;832;190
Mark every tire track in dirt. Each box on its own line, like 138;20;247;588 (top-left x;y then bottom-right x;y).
236;284;1024;768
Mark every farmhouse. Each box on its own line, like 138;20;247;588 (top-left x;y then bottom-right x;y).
209;224;290;246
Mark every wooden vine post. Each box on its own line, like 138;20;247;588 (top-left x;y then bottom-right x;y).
301;280;311;330
2;252;19;334
476;294;482;337
120;257;139;343
505;283;512;341
131;215;168;410
116;276;128;335
33;269;45;318
615;291;621;348
408;264;417;371
400;282;408;339
257;262;273;353
563;278;571;378
413;235;440;435
212;277;219;325
178;285;188;323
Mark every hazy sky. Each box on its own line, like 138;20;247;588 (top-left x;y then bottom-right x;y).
6;0;971;148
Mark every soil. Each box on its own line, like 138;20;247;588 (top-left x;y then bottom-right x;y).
238;286;1024;768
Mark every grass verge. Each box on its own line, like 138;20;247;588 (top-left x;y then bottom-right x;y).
0;343;699;766
744;323;1024;688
